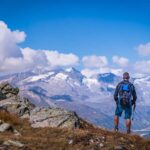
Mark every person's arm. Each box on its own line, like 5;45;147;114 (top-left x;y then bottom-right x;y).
114;83;120;102
131;84;137;105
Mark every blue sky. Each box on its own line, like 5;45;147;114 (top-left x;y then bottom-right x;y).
0;0;150;75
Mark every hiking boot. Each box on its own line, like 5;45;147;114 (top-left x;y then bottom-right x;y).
114;127;119;132
127;129;131;134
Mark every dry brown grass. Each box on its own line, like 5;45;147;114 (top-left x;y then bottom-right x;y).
0;111;150;150
0;110;22;126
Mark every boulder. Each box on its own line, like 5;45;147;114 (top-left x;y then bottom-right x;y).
0;119;21;135
0;82;35;117
115;145;127;150
0;95;35;118
0;82;19;98
30;107;80;129
0;122;12;132
3;140;24;148
0;91;6;100
0;82;82;129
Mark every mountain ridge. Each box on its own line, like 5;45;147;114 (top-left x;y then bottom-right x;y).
0;67;150;137
0;82;150;149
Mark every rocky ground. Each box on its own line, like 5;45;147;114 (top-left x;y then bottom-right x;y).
0;82;80;129
0;82;150;150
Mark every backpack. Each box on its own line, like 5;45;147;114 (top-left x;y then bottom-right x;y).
118;82;132;107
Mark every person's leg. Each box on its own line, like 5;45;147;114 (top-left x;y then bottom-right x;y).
114;104;122;131
126;119;131;134
124;106;132;134
114;115;119;131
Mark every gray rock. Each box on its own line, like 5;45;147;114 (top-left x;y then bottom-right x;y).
3;140;24;148
0;91;6;100
32;107;41;113
30;107;80;129
99;143;104;148
0;145;7;150
0;95;35;117
0;82;19;98
0;82;34;118
0;123;12;132
0;82;82;130
0;120;20;135
115;145;126;150
89;139;94;143
68;139;73;145
13;129;21;136
0;119;3;125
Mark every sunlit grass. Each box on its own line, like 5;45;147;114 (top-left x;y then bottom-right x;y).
0;111;150;150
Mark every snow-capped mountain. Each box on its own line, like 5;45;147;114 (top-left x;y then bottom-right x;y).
0;67;150;137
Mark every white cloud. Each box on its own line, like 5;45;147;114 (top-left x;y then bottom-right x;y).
82;55;108;68
21;48;49;68
0;21;79;72
81;69;105;78
0;20;135;76
81;68;123;78
1;47;79;72
45;50;79;67
137;42;150;56
0;21;26;61
112;56;129;67
21;48;79;70
134;60;150;74
0;48;48;72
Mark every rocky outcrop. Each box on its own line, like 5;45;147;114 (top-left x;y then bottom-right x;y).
0;82;19;99
0;120;13;132
0;95;35;119
0;119;21;137
0;82;81;129
0;82;35;119
30;107;80;128
3;140;24;148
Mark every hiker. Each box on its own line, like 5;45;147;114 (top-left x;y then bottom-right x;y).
114;72;137;134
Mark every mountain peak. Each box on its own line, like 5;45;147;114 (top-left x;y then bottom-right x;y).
97;72;120;83
65;67;79;73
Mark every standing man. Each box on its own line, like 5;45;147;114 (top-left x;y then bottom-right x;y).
114;72;137;134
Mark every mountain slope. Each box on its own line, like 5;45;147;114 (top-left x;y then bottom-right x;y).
0;68;150;136
0;110;150;150
0;82;149;149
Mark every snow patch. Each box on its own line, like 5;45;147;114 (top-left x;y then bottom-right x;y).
24;72;55;82
54;73;68;80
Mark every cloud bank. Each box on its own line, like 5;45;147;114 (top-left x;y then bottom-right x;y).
0;21;26;61
112;56;129;67
137;42;150;56
134;60;150;74
1;20;150;77
0;21;79;72
82;55;108;68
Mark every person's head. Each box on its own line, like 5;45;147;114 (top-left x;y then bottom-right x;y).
123;72;130;80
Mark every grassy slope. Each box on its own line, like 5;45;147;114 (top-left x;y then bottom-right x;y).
0;110;150;150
